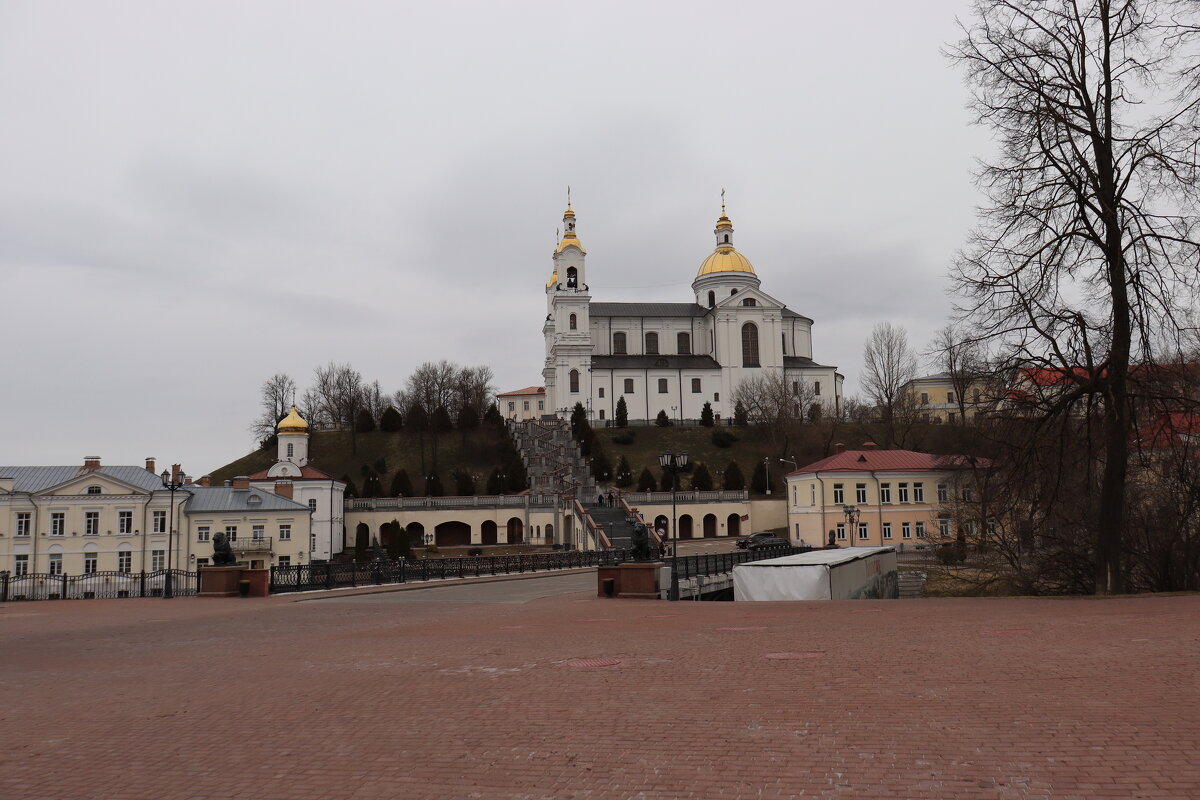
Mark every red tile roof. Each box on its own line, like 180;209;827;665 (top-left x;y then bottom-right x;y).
247;464;336;481
1136;412;1200;450
497;386;545;397
788;449;988;476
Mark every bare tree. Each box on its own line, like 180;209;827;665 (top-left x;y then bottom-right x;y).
930;324;987;424
732;372;818;454
862;322;918;443
949;0;1200;593
250;373;296;445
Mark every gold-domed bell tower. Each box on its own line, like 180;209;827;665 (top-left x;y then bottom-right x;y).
692;198;762;308
543;196;593;420
276;406;310;466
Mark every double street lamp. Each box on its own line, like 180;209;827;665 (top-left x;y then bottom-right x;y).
658;450;689;601
160;469;187;599
842;504;860;547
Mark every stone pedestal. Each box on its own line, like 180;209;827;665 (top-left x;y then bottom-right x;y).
241;568;270;597
199;566;242;597
597;562;662;599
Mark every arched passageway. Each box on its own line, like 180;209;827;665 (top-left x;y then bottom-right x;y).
480;520;498;546
435;521;471;547
406;522;426;547
506;517;524;544
726;514;741;538
703;514;718;538
678;514;694;539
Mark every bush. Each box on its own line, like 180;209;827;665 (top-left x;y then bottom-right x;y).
712;430;738;448
390;469;413;497
453;469;476;495
355;409;376;433
612;431;636;445
655;409;672;427
734;401;748;426
750;460;775;494
615;396;629;428
691;462;714;491
424;544;440;555
937;544;966;565
637;467;657;492
380;406;403;431
700;401;714;427
723;460;746;490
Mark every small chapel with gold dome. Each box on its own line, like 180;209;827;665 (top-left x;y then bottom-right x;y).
541;201;843;424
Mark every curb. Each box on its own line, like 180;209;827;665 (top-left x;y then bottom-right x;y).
289;567;598;602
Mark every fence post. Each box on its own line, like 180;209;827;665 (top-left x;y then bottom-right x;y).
139;571;146;598
1;571;8;603
63;572;68;599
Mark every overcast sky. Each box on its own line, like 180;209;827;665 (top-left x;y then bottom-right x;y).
1;0;991;474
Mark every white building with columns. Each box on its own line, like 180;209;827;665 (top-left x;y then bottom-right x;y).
542;202;843;423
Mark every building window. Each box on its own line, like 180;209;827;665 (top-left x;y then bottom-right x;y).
84;552;98;574
523;400;529;410
915;522;926;539
508;402;515;412
613;332;627;354
791;485;797;504
657;378;668;393
898;483;910;503
742;298;756;307
277;556;291;567
645;332;659;354
858;523;869;540
310;532;317;552
948;412;957;423
85;512;99;536
836;523;846;541
972;389;981;403
153;510;166;533
569;370;580;393
286;443;294;457
902;523;912;539
920;391;929;404
782;334;787;355
809;484;816;505
48;553;63;575
196;557;210;567
833;483;844;504
691;378;701;393
252;525;265;540
707;291;715;307
814;381;821;396
599;409;605;420
16;512;30;536
855;483;867;504
86;485;102;495
880;483;891;503
947;391;956;403
598;387;605;398
913;483;924;503
118;511;133;534
14;554;29;576
962;485;974;502
937;483;948;503
714;392;720;402
623;378;634;393
197;526;210;542
51;512;65;536
151;549;165;571
538;400;544;410
118;551;132;573
882;523;893;540
279;524;291;540
938;519;950;538
569;313;577;330
678;332;691;354
308;499;318;513
741;322;760;367
225;525;238;542
731;288;738;295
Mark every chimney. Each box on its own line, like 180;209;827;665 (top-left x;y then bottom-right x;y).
224;480;231;487
198;475;211;487
145;457;156;474
83;456;101;472
834;443;845;454
274;480;294;499
862;441;878;450
183;475;193;485
232;476;250;490
171;463;182;481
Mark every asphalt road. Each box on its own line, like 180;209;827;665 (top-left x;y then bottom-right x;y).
316;570;600;604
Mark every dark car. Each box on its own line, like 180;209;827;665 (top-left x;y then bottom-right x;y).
748;536;790;551
736;531;778;550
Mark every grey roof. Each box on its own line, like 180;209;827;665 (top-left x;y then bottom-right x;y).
784;356;835;369
781;308;812;322
182;487;310;514
591;354;722;370
590;302;709;318
0;465;165;493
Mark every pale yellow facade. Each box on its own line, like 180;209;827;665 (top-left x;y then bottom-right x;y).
902;375;991;424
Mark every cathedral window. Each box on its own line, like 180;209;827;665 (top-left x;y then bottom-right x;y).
714;393;720;401
815;381;821;396
624;379;634;393
613;332;627;354
707;291;715;308
742;298;756;307
287;443;294;457
658;379;668;393
599;410;605;420
86;485;102;495
677;332;691;354
723;234;730;243
569;370;580;393
598;387;605;398
569;313;577;330
741;323;760;367
691;378;701;393
731;288;738;295
782;334;787;355
645;332;659;354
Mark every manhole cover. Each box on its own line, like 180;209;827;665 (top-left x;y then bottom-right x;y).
560;657;624;668
765;651;825;660
981;629;1033;636
717;626;767;631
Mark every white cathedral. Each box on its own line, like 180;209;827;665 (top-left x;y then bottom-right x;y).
542;201;843;424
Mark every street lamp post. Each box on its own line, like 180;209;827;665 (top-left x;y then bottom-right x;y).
763;457;771;495
842;504;860;547
160;469;187;599
658;450;689;601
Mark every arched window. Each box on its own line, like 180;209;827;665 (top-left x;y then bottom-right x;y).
741;322;760;367
723;234;730;243
707;290;715;307
86;485;102;495
731;288;738;296
569;369;580;393
613;332;627;354
566;267;578;288
645;332;659;354
569;313;577;330
677;332;691;354
286;443;294;457
742;298;756;307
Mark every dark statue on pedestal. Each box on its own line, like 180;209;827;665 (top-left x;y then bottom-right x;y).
629;520;656;562
211;532;237;565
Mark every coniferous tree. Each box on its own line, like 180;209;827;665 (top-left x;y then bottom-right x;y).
486;467;505;495
362;471;383;498
637;467;657;492
355;409;376;433
453;469;476;496
386;519;411;560
374;457;387;475
407;402;429;473
354;523;370;562
390;468;413;497
591;443;612;482
341;475;359;499
700;402;715;428
615;456;633;488
723;460;746;490
734;401;748;427
426;471;445;497
660;470;675;492
431;406;453;434
655;409;672;427
692;461;714;491
380;405;403;432
457;405;479;431
615;396;629;428
483;402;503;427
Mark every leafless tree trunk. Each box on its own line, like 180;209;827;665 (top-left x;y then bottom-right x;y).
862;322;918;444
931;324;987;424
250;373;296;445
949;0;1200;594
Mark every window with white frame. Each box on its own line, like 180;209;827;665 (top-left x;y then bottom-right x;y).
308;499;318;513
937;483;948;503
118;511;133;534
836;522;846;540
277;556;291;567
85;512;99;536
809;484;816;505
791;486;797;505
118;551;132;573
16;512;30;536
252;525;265;540
833;484;844;504
279;524;291;541
882;522;892;539
855;483;867;504
523;401;529;411
879;483;891;504
507;402;515;412
197;526;210;542
915;522;926;538
153;510;166;533
84;552;98;574
225;525;238;542
598;388;605;398
48;553;63;575
86;485;102;495
898;483;909;503
151;549;165;571
538;400;544;410
962;485;974;501
913;483;924;503
858;523;869;540
196;558;209;567
901;522;912;539
14;554;29;575
939;519;950;538
51;512;65;536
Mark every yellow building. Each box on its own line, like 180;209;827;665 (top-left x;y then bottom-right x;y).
901;373;991;423
498;386;547;421
784;444;986;548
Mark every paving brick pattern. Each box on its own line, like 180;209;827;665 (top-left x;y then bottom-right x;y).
2;589;1198;799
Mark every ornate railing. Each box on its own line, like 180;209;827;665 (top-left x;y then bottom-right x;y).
672;545;809;581
232;537;273;552
622;490;750;504
348;494;561;511
0;569;199;602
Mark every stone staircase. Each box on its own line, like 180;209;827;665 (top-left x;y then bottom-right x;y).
587;505;639;549
509;418;596;502
898;569;927;599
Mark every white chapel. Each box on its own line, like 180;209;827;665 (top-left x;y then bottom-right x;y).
542;201;843;423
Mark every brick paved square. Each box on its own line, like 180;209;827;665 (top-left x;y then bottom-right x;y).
2;586;1198;799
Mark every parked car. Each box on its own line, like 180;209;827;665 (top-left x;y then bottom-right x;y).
736;531;779;550
748;536;790;551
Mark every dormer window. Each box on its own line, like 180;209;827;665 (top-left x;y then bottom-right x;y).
742;298;756;307
86;485;102;495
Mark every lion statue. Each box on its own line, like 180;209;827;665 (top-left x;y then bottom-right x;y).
211;531;237;566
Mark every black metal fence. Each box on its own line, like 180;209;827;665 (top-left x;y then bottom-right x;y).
0;569;199;602
270;550;634;594
672;545;811;581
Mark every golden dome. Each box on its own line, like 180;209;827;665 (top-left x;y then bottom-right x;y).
555;231;586;254
563;205;576;219
546;267;558;287
715;214;733;230
697;246;755;276
277;406;308;435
